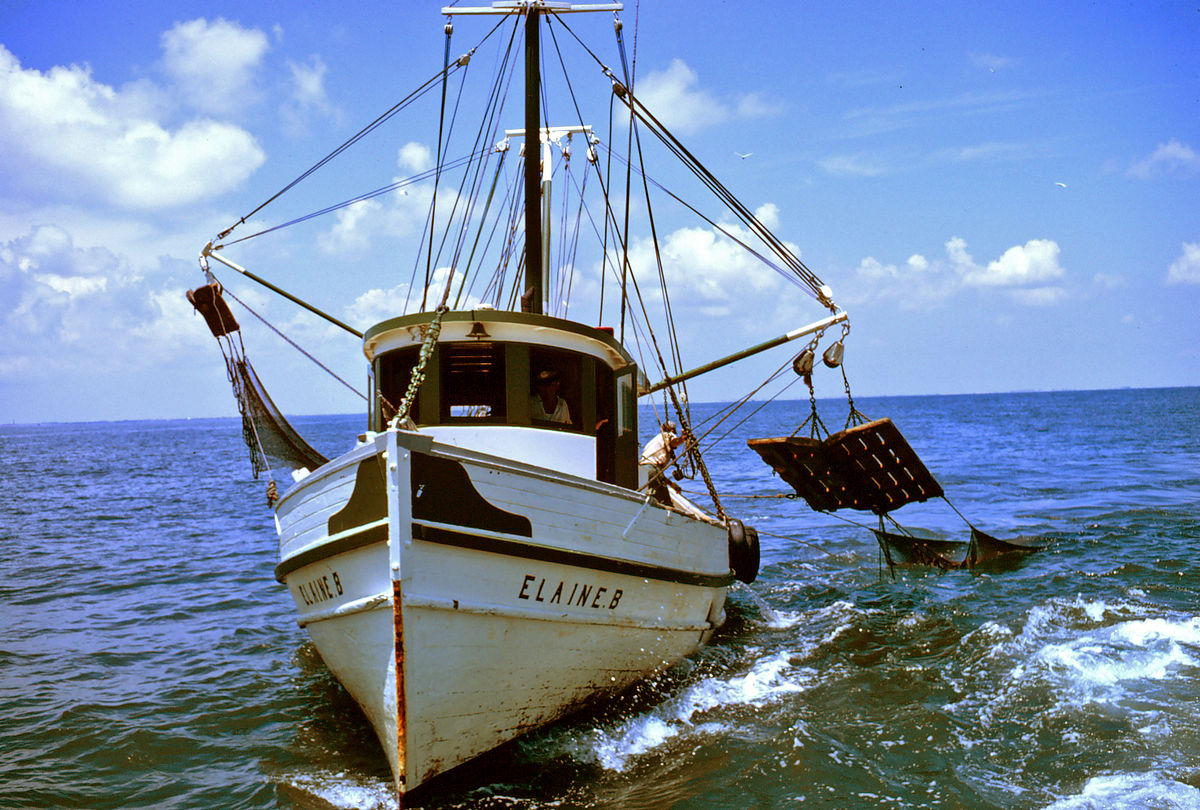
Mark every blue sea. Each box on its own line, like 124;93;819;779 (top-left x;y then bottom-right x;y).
2;387;1198;809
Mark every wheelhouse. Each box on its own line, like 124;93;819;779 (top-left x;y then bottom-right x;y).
364;310;639;488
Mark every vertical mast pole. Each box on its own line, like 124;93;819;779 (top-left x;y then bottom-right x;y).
523;4;543;314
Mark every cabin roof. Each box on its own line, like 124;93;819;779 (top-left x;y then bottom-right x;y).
363;309;634;369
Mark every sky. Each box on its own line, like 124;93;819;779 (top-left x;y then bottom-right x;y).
1;0;1197;425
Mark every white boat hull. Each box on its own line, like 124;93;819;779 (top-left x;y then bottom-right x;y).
275;428;731;795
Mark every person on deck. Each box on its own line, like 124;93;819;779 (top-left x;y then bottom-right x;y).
531;369;571;423
639;421;684;502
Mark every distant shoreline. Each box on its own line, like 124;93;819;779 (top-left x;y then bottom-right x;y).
3;385;1195;428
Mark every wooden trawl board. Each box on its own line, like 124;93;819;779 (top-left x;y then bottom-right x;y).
747;418;943;514
745;434;850;513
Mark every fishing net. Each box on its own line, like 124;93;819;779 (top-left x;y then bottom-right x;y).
188;280;328;481
230;356;328;478
747;380;1046;573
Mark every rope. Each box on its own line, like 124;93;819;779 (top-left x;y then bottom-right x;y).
392;308;447;427
755;528;839;558
392;274;456;427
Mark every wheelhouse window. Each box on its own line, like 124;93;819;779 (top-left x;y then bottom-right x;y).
529;348;581;430
440;342;506;421
616;366;636;438
374;335;629;482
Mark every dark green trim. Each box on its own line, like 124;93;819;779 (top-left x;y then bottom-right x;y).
275;523;387;582
276;521;736;589
413;523;735;588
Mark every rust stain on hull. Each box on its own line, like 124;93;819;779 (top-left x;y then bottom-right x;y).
393;578;407;805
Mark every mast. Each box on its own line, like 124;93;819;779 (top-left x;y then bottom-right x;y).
523;5;543;314
444;2;622;314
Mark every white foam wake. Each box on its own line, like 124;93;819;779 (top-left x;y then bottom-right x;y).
539;649;816;771
1042;772;1200;809
279;770;397;810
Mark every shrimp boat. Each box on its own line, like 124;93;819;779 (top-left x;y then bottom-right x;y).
189;1;850;799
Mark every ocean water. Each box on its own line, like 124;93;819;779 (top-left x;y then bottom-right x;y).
2;387;1197;809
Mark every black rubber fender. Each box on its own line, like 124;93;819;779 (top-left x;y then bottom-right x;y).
727;518;760;584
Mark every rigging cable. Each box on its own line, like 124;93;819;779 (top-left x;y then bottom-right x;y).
407;18;520;312
424;19;459;309
437;15;525;310
217;60;470;245
220;155;483;247
219;284;366;400
559;156;589;315
213;13;510;251
556;16;831;305
446;47;518;295
619;90;829;301
595;146;811;295
453;149;510;308
431;15;521;309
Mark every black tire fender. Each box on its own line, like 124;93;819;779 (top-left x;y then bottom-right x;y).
727;518;760;584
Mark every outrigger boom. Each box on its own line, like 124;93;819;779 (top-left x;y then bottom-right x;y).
643;310;849;394
200;243;363;339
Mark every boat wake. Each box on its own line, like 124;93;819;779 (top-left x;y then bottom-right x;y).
1043;772;1200;808
519;595;873;773
527;648;817;772
941;594;1200;803
946;595;1200;720
277;769;396;810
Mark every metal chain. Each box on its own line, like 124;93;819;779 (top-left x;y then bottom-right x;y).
842;365;868;428
391;305;449;427
837;322;869;428
789;330;828;439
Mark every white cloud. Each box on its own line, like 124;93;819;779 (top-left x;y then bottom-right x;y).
963;239;1064;287
850;237;1068;308
1128;140;1200;179
315;178;436;256
345;282;413;325
398;142;433;174
344;266;478;325
161;17;270;115
289;55;330;109
281;54;339;135
0;44;265;209
819;153;889;177
849;252;951;308
622;203;792;325
754;202;781;231
735;92;784;119
634;59;727;134
1167;242;1200;284
945;236;975;272
0;225;211;378
318;199;384;254
855;253;931;282
632;59;779;135
969;52;1016;73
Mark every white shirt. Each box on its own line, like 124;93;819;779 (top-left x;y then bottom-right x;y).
640;431;677;467
531;395;571;423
